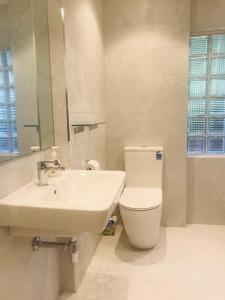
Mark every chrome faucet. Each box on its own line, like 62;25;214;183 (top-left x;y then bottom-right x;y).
37;160;65;186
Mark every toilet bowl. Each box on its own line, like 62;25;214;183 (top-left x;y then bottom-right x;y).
119;146;163;249
120;188;162;249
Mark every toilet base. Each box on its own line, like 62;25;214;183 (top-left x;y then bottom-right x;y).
120;205;162;250
126;234;159;250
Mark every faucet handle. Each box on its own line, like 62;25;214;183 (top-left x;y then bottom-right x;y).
37;160;60;169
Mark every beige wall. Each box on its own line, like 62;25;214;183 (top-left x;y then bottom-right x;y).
104;0;190;226
63;0;106;291
188;0;225;225
64;0;105;126
190;0;225;33
0;4;10;49
187;157;225;225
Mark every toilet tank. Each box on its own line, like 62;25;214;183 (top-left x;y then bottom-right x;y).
124;146;163;188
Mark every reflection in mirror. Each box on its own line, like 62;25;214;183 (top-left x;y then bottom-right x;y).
0;0;54;163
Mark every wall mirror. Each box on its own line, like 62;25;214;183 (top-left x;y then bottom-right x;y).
0;0;54;163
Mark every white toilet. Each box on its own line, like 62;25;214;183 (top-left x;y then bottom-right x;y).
119;146;163;249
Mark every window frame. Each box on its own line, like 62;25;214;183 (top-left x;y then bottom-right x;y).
188;32;225;156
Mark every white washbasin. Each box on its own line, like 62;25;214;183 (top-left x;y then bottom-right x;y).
0;170;126;237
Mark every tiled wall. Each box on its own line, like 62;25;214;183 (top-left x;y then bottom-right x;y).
63;0;106;291
103;0;190;226
70;125;106;170
60;123;106;292
63;0;105;127
0;150;61;300
187;0;225;225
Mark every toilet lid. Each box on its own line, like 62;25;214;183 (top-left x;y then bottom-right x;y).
119;188;162;210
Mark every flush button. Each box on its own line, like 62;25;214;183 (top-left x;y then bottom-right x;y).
156;151;163;160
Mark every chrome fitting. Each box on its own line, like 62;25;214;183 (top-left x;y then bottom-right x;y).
32;237;77;252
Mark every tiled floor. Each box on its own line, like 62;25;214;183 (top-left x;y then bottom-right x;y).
60;225;225;300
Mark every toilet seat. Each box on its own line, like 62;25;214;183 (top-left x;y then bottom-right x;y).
120;187;162;211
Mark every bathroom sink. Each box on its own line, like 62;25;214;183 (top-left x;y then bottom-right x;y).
0;170;126;237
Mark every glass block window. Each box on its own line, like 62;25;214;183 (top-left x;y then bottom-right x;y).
0;50;18;154
188;34;225;155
